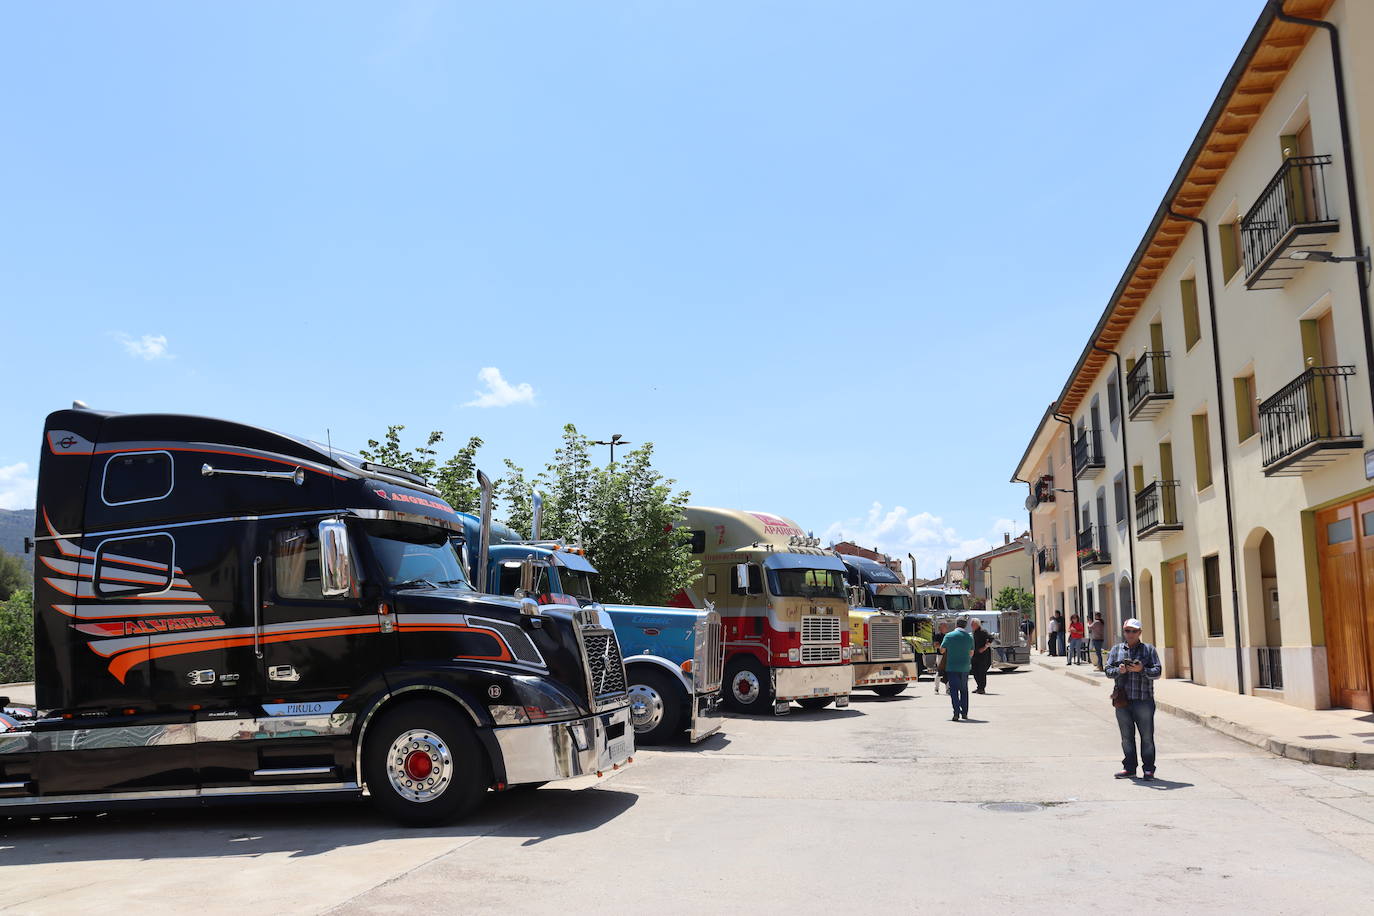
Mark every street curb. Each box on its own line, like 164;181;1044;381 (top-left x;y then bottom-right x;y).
1031;658;1374;770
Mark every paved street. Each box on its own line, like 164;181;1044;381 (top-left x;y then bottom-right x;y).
4;666;1374;914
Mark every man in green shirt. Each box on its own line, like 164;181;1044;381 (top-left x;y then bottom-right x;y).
940;618;974;721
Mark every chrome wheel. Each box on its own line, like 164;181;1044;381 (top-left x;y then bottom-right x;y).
386;729;454;803
628;683;666;734
731;669;761;705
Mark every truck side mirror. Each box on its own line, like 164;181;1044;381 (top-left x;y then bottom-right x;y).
318;518;355;598
733;563;750;593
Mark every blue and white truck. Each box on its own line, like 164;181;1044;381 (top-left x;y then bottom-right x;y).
455;500;723;745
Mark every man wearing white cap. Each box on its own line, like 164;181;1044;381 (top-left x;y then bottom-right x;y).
1105;618;1162;780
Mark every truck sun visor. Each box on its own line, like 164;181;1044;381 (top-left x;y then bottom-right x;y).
761;553;847;572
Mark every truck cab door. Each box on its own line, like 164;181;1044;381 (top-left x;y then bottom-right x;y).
257;519;397;699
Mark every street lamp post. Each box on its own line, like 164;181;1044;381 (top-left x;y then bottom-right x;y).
590;433;631;464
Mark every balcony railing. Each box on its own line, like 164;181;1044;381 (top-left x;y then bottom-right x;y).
1126;352;1173;420
1024;475;1055;512
1072;428;1105;479
1241;154;1339;290
1136;480;1183;540
1256;647;1283;690
1037;546;1058;574
1259;365;1362;476
1076;525;1110;569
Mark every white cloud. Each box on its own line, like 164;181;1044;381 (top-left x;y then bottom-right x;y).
462;367;536;408
822;501;1019;582
116;333;173;360
0;462;36;510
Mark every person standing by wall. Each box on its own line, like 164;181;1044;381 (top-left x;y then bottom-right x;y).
1048;612;1061;656
1106;618;1163;779
1067;614;1085;666
940;618;974;721
970;616;993;694
1088;612;1107;671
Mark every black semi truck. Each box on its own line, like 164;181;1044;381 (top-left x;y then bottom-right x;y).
0;407;633;825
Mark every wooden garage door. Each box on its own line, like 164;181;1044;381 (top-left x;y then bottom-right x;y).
1317;501;1373;711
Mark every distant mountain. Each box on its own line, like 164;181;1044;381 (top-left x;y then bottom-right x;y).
0;509;35;572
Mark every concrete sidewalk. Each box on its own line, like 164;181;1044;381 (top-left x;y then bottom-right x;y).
1032;655;1374;768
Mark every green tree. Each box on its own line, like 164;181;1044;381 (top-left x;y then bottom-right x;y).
994;585;1033;611
0;589;34;682
518;424;696;604
360;426;490;512
0;548;27;601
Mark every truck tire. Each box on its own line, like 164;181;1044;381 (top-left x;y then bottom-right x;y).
626;667;684;745
796;697;832;710
723;655;773;713
363;699;490;827
872;684;907;697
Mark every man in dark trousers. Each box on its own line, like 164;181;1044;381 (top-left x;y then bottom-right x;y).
1106;617;1163;780
940;618;974;721
969;616;993;694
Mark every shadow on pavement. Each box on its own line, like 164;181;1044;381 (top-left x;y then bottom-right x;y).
0;785;639;863
848;694;914;704
726;706;865;722
1133;777;1193;791
642;732;734;753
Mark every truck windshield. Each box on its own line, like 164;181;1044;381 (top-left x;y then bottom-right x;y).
768;567;847;599
944;594;967;611
873;594;912;612
542;567;597;603
363;521;472;590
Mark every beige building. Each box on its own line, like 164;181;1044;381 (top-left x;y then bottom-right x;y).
1013;407;1082;651
1014;0;1374;711
984;538;1033;609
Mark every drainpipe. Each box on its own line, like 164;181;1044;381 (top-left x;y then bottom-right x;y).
1090;344;1138;624
1052;412;1085;625
1168;205;1245;694
1277;6;1374;427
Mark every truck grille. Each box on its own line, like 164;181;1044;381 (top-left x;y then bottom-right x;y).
800;614;842;664
867;615;902;662
581;628;628;706
694;611;724;693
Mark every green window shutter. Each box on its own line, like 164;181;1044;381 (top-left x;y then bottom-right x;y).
1220;223;1240;282
1192;413;1213;490
1181;277;1201;350
1233;376;1254;442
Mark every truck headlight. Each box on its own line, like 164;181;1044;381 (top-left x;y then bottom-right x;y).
499;676;583;724
787;647;800;662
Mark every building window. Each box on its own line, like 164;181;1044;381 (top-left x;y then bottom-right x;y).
1233;373;1259;443
1204;554;1224;637
1219;221;1242;283
1108;372;1121;425
94;533;174;599
1181;277;1201;351
1114;474;1127;524
1192;412;1213;491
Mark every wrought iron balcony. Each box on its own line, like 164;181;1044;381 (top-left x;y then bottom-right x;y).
1259;365;1362;476
1036;546;1059;574
1072;428;1105;480
1126;352;1173;420
1076;525;1110;569
1136;480;1182;540
1024;475;1055;511
1242;154;1339;290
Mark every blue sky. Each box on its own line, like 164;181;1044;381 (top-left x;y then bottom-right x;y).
0;0;1263;576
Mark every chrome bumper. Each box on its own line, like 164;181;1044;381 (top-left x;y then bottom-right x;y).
772;665;851;703
689;689;724;743
493;704;634;785
852;659;918;688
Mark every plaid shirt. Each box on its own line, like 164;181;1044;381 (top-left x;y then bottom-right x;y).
1106;641;1162;701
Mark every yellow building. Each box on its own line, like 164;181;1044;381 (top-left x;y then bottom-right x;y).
1015;0;1374;710
1013;407;1081;651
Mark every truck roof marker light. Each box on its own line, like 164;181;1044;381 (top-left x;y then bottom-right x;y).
337;693;350;700
190;704;201;711
122;708;137;715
